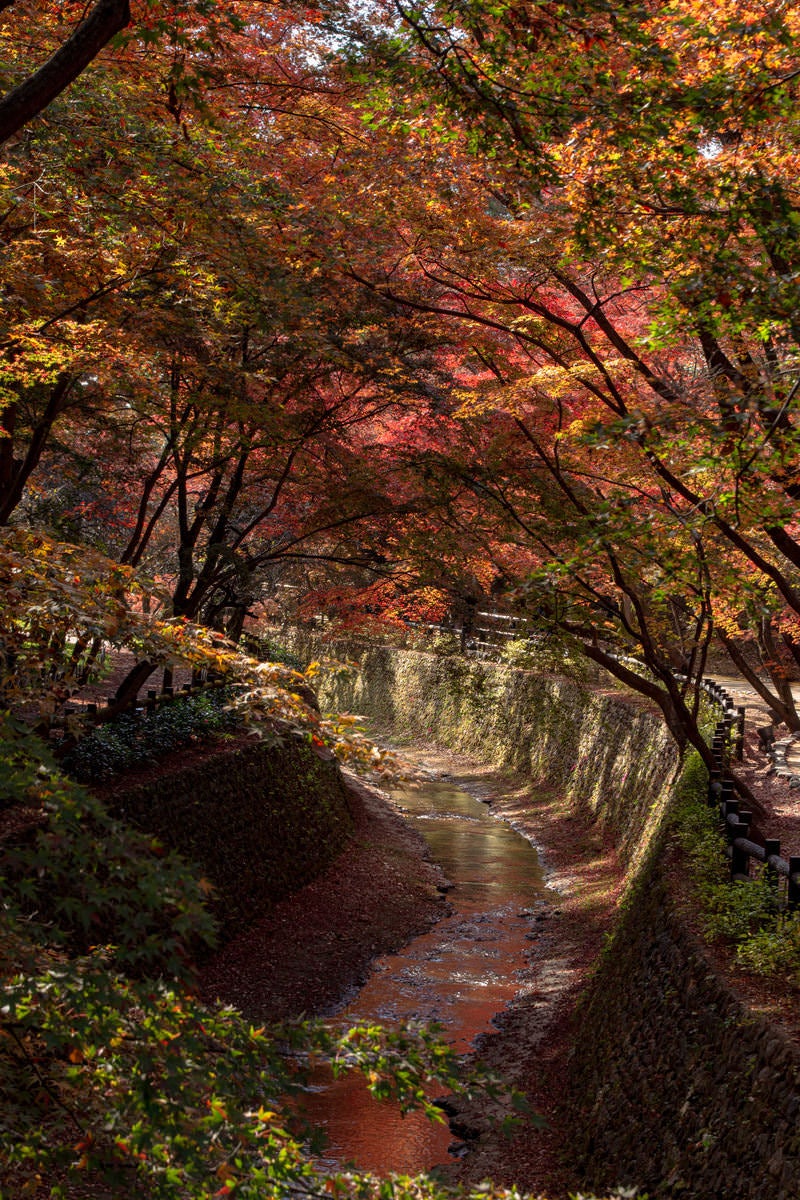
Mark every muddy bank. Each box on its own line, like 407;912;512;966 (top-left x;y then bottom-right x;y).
199;771;450;1021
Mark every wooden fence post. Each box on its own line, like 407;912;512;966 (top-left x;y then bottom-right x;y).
708;771;722;807
735;707;745;761
731;823;749;878
789;857;800;911
764;838;781;905
712;735;725;766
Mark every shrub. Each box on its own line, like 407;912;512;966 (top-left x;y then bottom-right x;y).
0;718;218;978
735;915;800;980
500;635;590;677
429;630;462;656
673;751;800;984
62;689;240;783
243;633;305;672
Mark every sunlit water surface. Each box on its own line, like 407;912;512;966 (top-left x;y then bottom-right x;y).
297;773;551;1176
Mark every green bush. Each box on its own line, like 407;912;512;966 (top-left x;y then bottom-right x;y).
0;718;219;978
243;634;305;671
500;635;590;678
735;915;800;980
673;751;800;983
62;690;240;782
429;630;462;656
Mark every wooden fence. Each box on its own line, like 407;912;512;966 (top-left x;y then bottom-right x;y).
401;609;538;656
62;676;228;728
705;680;800;910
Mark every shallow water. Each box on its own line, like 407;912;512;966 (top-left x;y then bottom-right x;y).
297;772;552;1176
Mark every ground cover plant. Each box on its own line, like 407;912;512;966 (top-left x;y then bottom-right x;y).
61;689;239;782
673;752;800;985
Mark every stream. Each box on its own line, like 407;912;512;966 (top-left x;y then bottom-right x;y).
298;768;554;1176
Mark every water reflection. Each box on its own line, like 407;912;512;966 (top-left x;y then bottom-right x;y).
298;774;552;1176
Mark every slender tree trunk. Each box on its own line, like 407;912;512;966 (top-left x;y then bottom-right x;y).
112;659;156;710
759;617;800;729
0;375;74;524
581;642;767;817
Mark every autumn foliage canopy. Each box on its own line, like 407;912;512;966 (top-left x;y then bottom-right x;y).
1;0;800;1194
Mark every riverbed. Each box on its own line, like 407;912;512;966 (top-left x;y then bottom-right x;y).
297;768;555;1174
200;744;624;1194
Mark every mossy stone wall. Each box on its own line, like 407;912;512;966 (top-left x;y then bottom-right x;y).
105;737;353;936
304;639;679;870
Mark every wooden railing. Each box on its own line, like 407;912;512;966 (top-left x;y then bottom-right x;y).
399;609;538;656
706;682;800;910
61;676;228;727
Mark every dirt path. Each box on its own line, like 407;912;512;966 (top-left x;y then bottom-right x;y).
712;674;800;851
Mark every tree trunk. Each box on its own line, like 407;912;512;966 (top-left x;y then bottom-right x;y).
717;629;800;731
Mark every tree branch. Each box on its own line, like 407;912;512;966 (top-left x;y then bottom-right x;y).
0;0;131;143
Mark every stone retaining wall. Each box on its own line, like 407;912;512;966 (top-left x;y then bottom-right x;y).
304;639;679;871
568;859;800;1199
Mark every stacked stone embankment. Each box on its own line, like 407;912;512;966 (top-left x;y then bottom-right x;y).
102;737;353;936
568;864;800;1199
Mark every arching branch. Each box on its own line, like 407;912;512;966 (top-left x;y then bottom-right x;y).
0;0;131;143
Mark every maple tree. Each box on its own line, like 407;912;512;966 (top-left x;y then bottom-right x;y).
285;0;800;765
0;0;446;654
3;0;798;751
0;0;252;143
